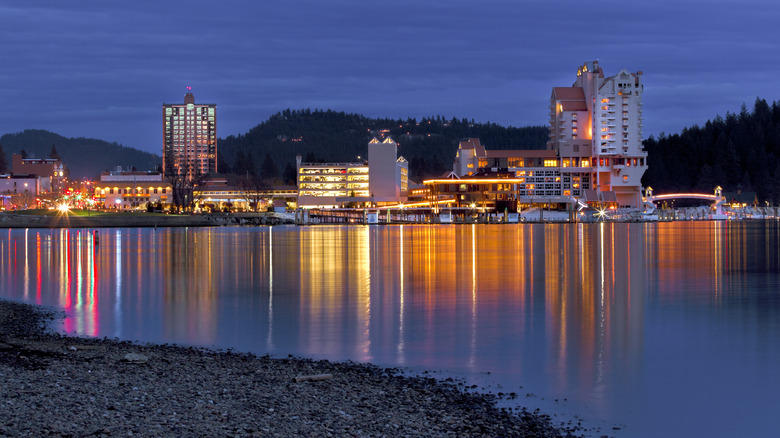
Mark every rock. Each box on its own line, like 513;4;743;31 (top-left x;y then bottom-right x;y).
123;353;149;364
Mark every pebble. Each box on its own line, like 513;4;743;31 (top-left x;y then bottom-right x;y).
0;299;570;437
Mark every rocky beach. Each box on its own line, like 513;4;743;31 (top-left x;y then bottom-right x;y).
0;299;571;437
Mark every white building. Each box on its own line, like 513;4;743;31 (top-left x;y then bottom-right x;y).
548;61;647;208
368;137;408;203
0;174;40;196
0;174;41;209
296;137;408;207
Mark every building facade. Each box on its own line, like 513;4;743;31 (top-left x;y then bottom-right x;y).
548;61;647;208
93;170;171;210
296;137;408;207
368;137;408;203
163;92;217;178
448;61;647;210
11;153;67;194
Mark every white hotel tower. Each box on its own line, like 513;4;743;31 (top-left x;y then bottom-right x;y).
548;61;647;208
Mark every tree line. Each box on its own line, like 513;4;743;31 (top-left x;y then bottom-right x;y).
642;98;780;204
217;109;549;184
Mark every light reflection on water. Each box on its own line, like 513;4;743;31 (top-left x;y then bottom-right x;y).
1;222;780;437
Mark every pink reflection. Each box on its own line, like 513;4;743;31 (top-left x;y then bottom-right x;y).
59;229;100;336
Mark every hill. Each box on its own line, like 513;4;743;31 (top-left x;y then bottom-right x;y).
0;130;160;180
218;109;549;182
642;98;780;204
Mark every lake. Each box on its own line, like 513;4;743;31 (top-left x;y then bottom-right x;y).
1;222;779;437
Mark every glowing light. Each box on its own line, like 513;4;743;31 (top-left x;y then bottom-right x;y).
57;204;70;213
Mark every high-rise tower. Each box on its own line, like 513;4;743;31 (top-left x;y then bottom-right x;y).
548;61;647;208
162;91;217;178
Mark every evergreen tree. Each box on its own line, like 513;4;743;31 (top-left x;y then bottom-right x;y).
232;150;256;177
217;153;231;174
49;144;61;160
0;144;7;174
282;163;296;186
260;153;279;182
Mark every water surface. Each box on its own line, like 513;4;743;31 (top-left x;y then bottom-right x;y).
1;223;779;437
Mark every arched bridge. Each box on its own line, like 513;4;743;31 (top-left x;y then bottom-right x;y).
643;187;726;216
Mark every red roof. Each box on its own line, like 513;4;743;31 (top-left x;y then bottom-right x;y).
553;87;587;111
458;138;486;157
552;87;585;100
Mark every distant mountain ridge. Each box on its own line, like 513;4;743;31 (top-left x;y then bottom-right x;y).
0;130;160;179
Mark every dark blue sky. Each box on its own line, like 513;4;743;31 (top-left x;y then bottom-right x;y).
2;0;778;154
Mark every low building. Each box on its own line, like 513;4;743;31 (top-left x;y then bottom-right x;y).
0;174;41;209
296;137;408;208
196;179;297;212
11;154;67;194
93;170;171;210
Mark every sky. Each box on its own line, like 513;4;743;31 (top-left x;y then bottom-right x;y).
2;0;779;155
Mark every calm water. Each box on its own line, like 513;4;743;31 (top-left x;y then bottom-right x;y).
1;223;780;437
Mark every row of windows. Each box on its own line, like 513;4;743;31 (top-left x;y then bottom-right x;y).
98;187;169;195
299;190;370;197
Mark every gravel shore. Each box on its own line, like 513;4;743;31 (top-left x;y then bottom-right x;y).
0;299;571;437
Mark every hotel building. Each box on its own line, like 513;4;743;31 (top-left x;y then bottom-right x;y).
163;92;217;178
296;137;408;207
441;61;647;210
549;60;646;208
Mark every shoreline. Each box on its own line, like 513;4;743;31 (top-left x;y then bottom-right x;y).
2;210;775;229
0;212;293;228
0;299;574;437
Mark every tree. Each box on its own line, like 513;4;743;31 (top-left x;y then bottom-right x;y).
217;154;231;174
260;153;279;183
0;144;7;174
49;144;61;160
282;163;296;186
237;172;269;212
163;160;207;213
232;150;256;177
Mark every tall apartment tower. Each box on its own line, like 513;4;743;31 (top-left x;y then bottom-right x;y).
548;61;647;208
163;92;217;177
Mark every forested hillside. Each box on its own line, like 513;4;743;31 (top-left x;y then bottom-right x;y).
218;109;549;183
0;130;160;179
642;98;780;203
5;100;780;203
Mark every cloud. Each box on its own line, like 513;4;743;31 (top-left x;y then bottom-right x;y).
2;0;780;153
